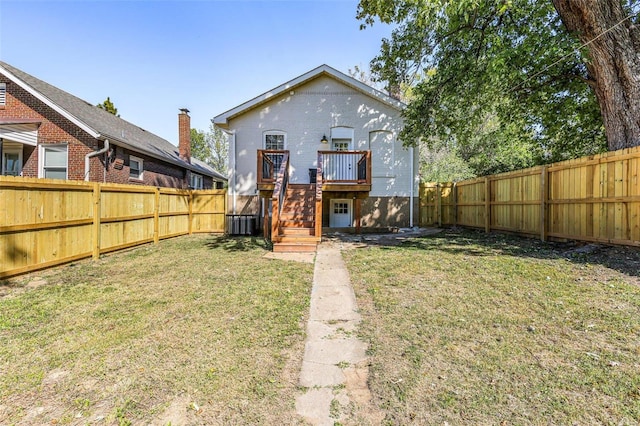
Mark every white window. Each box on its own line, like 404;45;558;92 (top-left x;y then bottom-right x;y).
264;132;285;150
190;173;203;189
0;83;6;107
263;131;287;174
129;155;143;179
2;144;23;176
39;144;68;179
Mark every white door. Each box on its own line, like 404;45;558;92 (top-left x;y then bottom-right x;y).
325;138;356;181
330;199;352;227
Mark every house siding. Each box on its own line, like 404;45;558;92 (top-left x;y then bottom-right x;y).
228;75;410;198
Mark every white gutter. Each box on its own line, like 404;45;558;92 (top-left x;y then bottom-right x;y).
409;145;415;228
219;128;236;214
85;139;109;181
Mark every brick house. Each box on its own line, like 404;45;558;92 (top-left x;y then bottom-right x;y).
0;61;226;188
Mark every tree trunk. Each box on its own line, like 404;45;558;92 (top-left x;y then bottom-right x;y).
551;0;640;150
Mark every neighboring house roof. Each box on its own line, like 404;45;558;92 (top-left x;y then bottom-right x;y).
0;61;226;181
213;64;405;128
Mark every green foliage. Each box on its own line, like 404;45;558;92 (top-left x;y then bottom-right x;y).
357;0;608;176
190;123;228;175
419;144;475;182
96;97;119;116
190;128;207;161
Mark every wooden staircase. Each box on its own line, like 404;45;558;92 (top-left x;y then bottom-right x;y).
272;184;320;253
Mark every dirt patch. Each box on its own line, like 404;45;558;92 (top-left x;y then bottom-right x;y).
152;395;194;426
41;369;70;387
263;251;316;263
344;362;385;425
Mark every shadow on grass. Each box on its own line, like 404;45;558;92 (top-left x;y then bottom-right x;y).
204;235;271;252
353;228;640;279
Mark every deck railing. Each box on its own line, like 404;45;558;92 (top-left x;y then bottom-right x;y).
258;150;371;187
319;151;371;184
258;150;288;183
270;151;290;241
315;153;324;238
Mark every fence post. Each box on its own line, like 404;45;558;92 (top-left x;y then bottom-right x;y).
188;190;193;235
153;187;160;244
484;177;491;233
355;198;361;234
453;182;458;226
92;183;101;260
436;183;442;227
540;166;547;241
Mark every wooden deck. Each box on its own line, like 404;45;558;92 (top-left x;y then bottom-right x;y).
259;150;372;252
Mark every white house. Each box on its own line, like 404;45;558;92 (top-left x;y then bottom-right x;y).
213;64;418;251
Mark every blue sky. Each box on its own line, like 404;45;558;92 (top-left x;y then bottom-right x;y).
0;0;391;144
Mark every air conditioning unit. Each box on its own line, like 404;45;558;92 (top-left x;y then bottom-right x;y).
226;215;256;235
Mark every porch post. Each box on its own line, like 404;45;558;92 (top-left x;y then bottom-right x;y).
355;198;361;234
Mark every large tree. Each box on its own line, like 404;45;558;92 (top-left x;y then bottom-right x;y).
357;0;639;174
190;123;228;175
551;0;640;150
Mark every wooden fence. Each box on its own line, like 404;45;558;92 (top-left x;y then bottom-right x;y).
420;146;640;247
1;176;226;279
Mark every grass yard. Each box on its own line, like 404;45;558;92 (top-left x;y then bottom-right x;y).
344;229;640;425
0;235;313;425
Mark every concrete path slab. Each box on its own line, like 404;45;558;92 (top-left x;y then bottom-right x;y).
295;242;381;425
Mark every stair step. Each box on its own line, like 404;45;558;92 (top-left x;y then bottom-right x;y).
284;202;314;206
280;209;316;218
279;227;315;236
273;242;318;253
280;213;314;220
274;235;320;243
280;220;315;228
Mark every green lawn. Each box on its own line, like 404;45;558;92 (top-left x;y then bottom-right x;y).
0;235;313;425
3;229;639;425
344;230;640;425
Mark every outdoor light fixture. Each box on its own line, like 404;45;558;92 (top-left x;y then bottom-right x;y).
320;134;328;144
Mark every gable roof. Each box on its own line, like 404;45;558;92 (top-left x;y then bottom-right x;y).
0;61;226;181
213;64;405;128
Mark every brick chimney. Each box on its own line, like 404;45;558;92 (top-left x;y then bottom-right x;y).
178;108;191;163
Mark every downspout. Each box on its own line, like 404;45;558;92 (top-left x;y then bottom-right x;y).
85;139;109;181
409;145;415;228
219;128;236;214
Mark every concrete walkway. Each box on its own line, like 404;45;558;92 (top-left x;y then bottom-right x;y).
295;242;379;425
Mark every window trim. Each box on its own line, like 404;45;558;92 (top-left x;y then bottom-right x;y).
38;144;68;180
129;155;144;180
263;130;286;150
